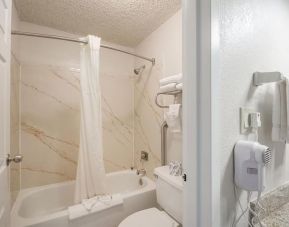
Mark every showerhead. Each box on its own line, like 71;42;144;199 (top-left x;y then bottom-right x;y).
134;65;146;75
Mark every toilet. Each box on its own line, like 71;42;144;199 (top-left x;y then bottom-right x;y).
118;165;183;227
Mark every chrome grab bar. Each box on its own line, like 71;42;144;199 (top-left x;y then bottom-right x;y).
161;121;168;165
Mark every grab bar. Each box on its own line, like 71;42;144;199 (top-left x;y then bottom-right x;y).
161;121;168;165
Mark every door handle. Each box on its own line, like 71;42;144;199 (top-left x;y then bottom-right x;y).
6;154;23;166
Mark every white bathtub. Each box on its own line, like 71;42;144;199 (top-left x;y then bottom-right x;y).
11;170;156;227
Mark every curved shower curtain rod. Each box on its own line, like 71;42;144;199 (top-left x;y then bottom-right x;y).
11;30;155;65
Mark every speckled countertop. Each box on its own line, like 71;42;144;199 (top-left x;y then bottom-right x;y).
250;182;289;227
261;202;289;226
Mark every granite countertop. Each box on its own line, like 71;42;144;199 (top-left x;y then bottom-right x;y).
261;202;289;227
250;182;289;227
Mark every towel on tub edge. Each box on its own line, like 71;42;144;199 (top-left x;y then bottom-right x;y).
68;194;123;220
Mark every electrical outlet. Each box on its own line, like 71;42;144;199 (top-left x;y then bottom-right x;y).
249;112;261;128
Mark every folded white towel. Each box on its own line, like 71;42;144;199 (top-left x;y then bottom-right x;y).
176;83;183;91
160;74;182;87
68;194;123;220
160;83;177;93
272;78;288;142
82;195;113;211
165;104;182;133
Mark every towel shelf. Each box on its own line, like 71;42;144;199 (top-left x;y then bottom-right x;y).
155;90;182;108
253;71;284;86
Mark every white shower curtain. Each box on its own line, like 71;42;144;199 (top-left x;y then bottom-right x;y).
74;35;106;204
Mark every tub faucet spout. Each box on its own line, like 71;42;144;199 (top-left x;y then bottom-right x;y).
136;169;146;177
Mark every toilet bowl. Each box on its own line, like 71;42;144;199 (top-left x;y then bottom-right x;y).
118;165;183;227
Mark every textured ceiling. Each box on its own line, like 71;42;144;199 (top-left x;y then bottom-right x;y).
14;0;181;47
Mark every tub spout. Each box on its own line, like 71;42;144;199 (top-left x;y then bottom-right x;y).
137;169;146;186
136;169;146;177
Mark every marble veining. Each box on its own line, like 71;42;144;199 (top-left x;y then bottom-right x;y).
134;112;161;162
134;85;163;125
49;66;80;91
22;122;78;165
22;167;74;180
21;81;79;112
102;97;133;147
134;62;164;178
21;64;134;188
16;57;179;186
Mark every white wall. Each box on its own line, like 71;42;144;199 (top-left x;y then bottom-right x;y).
215;0;289;226
136;10;182;78
133;10;182;177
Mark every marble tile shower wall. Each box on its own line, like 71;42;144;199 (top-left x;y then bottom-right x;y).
133;11;182;179
20;64;134;189
134;62;164;179
10;55;21;202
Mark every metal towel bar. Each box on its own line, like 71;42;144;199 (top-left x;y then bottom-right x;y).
155;90;182;108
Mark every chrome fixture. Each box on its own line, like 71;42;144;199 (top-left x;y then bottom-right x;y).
161;121;168;165
137;169;146;186
134;65;146;75
136;168;146;177
6;154;23;166
155;90;182;109
140;150;148;161
11;31;156;65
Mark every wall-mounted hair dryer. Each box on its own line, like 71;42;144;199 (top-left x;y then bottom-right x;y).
234;140;272;192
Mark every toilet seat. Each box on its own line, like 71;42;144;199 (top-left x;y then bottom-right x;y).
118;208;179;227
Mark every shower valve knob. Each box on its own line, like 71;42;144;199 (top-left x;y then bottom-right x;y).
140;151;148;161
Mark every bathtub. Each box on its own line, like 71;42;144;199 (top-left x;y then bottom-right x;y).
11;170;156;227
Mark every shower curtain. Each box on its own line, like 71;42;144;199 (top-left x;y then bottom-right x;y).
74;35;106;203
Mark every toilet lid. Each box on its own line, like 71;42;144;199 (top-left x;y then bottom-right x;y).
118;208;179;227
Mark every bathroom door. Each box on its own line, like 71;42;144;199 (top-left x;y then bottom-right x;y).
0;0;12;226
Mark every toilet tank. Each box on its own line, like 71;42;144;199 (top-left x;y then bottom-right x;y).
154;166;183;224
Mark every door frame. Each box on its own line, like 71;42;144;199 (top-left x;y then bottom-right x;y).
0;0;12;226
182;0;219;226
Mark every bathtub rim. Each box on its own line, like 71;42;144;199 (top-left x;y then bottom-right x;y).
11;169;156;227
